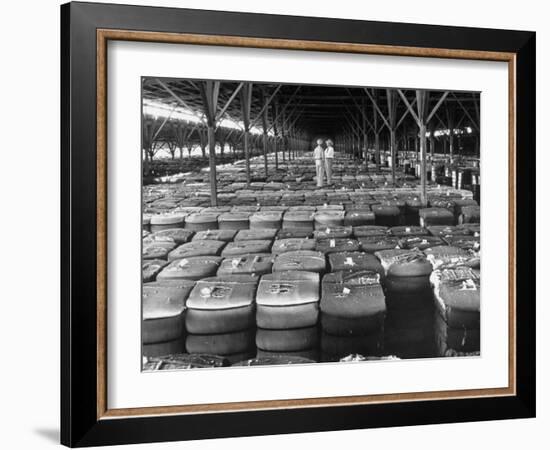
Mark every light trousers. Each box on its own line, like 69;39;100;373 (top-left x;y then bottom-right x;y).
315;160;325;187
324;158;333;184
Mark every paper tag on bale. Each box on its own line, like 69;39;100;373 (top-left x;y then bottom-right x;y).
460;279;478;291
200;287;212;297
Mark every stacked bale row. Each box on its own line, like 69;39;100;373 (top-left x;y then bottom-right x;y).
143;219;480;368
145;152;477;193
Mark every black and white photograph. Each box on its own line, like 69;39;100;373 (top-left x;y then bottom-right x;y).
141;78;481;370
52;0;537;446
0;0;541;446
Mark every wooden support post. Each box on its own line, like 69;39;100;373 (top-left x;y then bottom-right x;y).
419;121;427;203
143;147;149;175
414;90;429;206
398;88;448;206
207;124;218;206
365;88;390;169
449;130;454;162
273;102;279;170
291;131;295;161
342;130;348;157
262;130;269;176
240;83;253;185
199;80;220;206
429;122;435;179
386;89;398;184
416;90;439;205
244;131;250;180
199;129;206;159
260;88;269;177
390;129;396;179
142;120;154;175
281;106;286;163
352;129;356;160
374;132;380;169
429;123;435;159
357;111;362;161
372;99;380;170
353;131;356;160
344;131;348;158
406;135;410;164
446;104;456;163
288;129;292;161
173;122;185;165
167;141;177;160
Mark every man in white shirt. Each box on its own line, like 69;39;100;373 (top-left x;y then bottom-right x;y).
313;139;325;187
324;139;334;185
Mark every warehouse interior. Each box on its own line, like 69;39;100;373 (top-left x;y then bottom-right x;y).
141;78;481;370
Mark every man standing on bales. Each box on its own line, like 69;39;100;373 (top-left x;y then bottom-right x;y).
313;138;325;187
324;139;334;185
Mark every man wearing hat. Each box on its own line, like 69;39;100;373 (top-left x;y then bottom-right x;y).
313;138;325;187
324;139;335;185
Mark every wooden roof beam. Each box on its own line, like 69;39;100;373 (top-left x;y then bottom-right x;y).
452;92;480;133
248;84;282;130
155;78;207;124
215;82;244;123
364;88;390;130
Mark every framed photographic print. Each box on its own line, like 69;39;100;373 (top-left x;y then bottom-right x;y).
61;1;536;447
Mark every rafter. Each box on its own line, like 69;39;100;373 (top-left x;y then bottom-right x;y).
249;84;282;130
364;88;390;129
156;78;206;124
427;91;450;123
215;82;244;123
345;88;374;132
452;92;480;132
